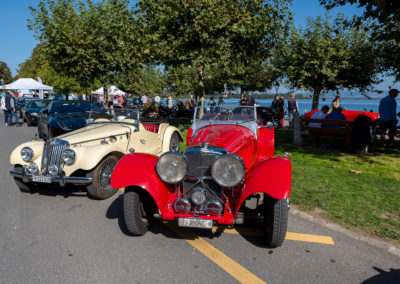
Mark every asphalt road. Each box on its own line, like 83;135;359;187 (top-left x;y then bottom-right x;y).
0;114;399;284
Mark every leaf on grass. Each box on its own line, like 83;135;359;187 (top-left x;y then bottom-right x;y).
350;169;362;174
324;179;328;183
332;165;340;168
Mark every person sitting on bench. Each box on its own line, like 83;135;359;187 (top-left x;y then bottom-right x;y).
325;107;346;129
309;105;330;128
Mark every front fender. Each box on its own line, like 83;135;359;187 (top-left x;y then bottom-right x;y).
110;153;174;211
10;141;45;166
235;157;291;215
64;144;126;175
161;125;183;152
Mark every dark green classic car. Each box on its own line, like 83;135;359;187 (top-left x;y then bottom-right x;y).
21;99;52;126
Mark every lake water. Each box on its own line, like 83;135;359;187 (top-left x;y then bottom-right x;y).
169;97;399;124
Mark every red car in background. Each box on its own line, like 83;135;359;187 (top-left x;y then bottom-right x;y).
304;109;379;121
111;105;292;248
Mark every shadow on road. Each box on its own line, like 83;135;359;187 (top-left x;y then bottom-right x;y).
106;193;275;248
23;183;88;198
362;267;400;284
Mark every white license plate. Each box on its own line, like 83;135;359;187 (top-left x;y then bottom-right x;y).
32;175;52;183
178;218;213;229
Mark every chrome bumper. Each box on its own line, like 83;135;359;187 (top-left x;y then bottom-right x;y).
10;169;92;186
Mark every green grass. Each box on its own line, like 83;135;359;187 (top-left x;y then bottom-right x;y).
275;130;400;244
171;120;400;244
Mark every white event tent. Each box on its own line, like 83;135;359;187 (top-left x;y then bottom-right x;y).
1;78;53;91
92;85;127;96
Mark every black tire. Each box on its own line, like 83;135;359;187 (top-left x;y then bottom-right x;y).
85;155;119;199
123;190;149;236
169;132;180;152
264;196;289;248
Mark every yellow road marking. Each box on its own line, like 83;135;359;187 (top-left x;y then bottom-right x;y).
167;224;267;284
285;232;334;245
212;227;334;245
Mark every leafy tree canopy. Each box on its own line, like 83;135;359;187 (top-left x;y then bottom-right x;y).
136;0;292;102
320;0;400;79
0;61;12;85
284;14;381;109
28;0;140;90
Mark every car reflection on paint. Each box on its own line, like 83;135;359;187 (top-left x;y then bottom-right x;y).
111;105;292;248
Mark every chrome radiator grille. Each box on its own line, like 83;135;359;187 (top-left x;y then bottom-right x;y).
41;139;69;174
184;150;221;177
182;149;225;214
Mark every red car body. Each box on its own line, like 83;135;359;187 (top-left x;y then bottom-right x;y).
111;106;292;247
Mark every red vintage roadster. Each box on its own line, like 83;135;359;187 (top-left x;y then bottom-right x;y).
110;106;292;248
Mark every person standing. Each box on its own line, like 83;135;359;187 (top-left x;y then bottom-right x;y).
328;95;340;114
167;96;173;109
248;93;255;106
1;93;10;126
217;96;225;106
378;89;398;147
287;93;299;128
189;95;197;109
99;94;104;106
9;91;21;126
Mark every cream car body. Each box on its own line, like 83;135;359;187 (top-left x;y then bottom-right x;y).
10;109;182;199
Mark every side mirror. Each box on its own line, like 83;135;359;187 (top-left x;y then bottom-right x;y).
266;122;274;129
178;125;185;132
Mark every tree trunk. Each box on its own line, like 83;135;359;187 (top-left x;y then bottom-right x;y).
312;88;320;110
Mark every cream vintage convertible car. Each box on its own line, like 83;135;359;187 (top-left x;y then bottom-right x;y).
9;108;182;199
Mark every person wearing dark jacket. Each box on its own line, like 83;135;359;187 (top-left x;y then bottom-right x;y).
4;92;15;126
287;93;299;128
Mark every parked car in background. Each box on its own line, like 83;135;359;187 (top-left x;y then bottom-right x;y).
111;105;292;248
10;108;183;199
21;99;52;126
304;109;379;121
16;97;35;118
37;101;100;139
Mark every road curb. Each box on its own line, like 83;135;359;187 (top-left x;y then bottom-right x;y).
289;208;400;258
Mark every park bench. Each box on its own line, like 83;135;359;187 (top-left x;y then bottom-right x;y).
293;114;353;145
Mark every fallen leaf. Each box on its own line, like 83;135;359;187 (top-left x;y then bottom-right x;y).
324;179;328;183
350;169;362;174
332;165;340;169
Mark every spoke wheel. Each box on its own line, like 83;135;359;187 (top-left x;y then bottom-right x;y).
86;155;119;199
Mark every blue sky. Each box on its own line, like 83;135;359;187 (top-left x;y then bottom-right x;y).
0;0;397;90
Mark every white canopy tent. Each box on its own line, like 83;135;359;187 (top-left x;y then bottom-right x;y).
1;78;53;91
92;85;127;96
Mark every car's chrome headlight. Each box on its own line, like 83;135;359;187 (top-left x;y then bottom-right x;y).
156;152;186;184
21;147;34;162
62;149;76;165
211;154;245;187
27;162;38;174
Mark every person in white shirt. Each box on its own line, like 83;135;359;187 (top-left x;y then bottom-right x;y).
141;95;148;105
309;105;330;128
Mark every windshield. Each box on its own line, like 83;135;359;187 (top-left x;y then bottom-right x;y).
194;106;256;123
50;101;99;114
88;108;139;127
27;100;51;108
17;98;32;104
